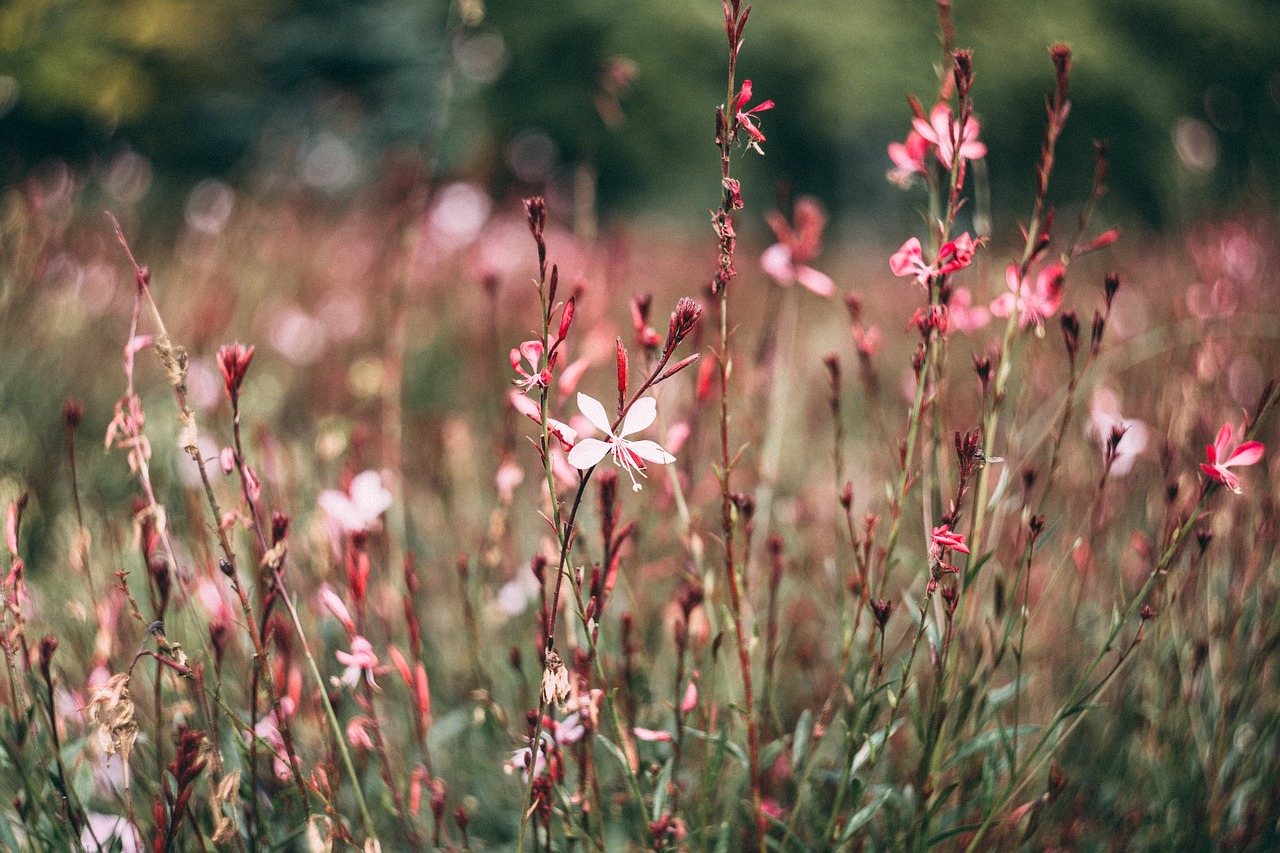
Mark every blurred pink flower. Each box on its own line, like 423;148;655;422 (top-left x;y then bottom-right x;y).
318;471;393;534
336;635;379;689
991;262;1064;332
317;584;355;634
680;678;698;713
888;129;930;187
633;726;672;742
948;287;991;332
346;715;376;750
1200;422;1264;494
913;103;987;169
566;393;675;491
495;455;524;503
760;197;835;297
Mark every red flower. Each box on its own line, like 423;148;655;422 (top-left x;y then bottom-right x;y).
217;342;255;399
733;80;775;152
1200;422;1264;494
930;524;970;555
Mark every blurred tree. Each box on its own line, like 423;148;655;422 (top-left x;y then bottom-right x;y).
0;0;1276;229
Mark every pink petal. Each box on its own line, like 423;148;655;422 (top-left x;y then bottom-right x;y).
567;438;611;470
760;243;794;285
990;293;1016;318
680;681;698;713
633;727;672;742
1225;441;1264;467
795;265;836;297
1213;422;1234;457
890;238;923;277
509;391;540;420
557;357;591;397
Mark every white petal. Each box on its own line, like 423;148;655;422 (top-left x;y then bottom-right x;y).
576;393;614;436
318;491;358;529
619;397;657;437
625;439;675;465
567;438;611;470
546;417;578;447
350;471;392;516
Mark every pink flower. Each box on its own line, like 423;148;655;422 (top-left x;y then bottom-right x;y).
930;524;970;556
733;80;775;152
566;393;675;491
890;234;978;286
888;129;930;187
336;635;379;689
991;262;1064;332
912;103;987;169
948;287;991;332
633;726;672;743
511;340;552;393
1200;422;1264;494
760;196;836;297
346;715;376;750
680;679;698;713
317;584;355;634
318;470;393;534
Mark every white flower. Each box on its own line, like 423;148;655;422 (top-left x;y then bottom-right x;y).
318;470;393;533
566;393;675;491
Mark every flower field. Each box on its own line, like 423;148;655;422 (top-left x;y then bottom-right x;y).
1;3;1278;851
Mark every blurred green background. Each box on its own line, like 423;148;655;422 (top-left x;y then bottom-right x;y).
2;0;1277;233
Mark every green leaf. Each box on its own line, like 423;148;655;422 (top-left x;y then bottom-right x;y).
0;808;19;849
985;676;1030;710
942;724;1040;771
837;788;892;842
684;726;748;766
964;549;996;585
595;733;634;779
850;719;903;775
792;708;814;767
713;821;731;853
651;757;674;821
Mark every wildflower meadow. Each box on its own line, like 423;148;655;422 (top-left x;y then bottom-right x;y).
1;1;1278;851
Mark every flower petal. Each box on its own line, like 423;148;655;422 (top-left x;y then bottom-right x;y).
625;439;675;465
889;238;923;277
350;471;392;518
576;392;614;436
619;397;658;437
1213;422;1233;457
567;438;611;470
318;491;358;530
795;265;836;297
1226;441;1264;467
760;243;795;285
